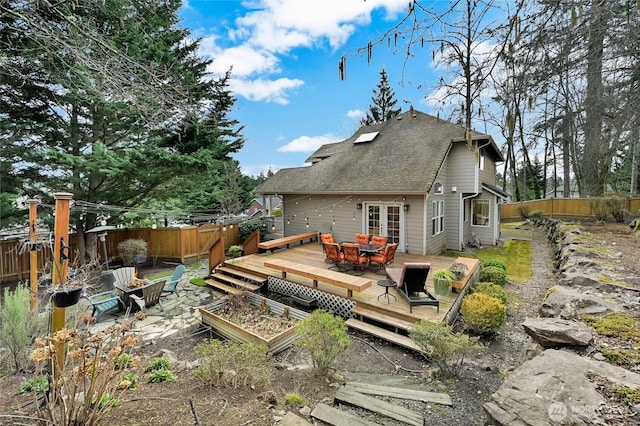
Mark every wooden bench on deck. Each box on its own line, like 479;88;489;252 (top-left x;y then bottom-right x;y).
264;259;372;298
258;231;319;253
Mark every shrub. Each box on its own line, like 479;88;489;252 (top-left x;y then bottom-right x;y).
118;238;148;265
472;282;507;305
409;320;481;377
284;393;309;407
479;265;507;286
19;377;49;394
115;353;134;369
147;369;175;383
588;197;609;222
294;310;350;377
228;245;242;258
461;293;506;334
603;195;625;223
118;373;138;390
29;313;141;425
144;357;171;372
239;219;267;241
529;209;544;219
517;203;529;219
1;284;41;372
482;259;507;272
194;339;273;389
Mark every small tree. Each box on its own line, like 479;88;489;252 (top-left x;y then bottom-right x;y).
359;68;401;126
294;310;350;377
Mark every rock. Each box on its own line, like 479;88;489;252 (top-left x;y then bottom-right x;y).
483;349;640;425
299;406;311;416
152;348;178;364
593;352;606;361
538;287;622;319
522;318;593;347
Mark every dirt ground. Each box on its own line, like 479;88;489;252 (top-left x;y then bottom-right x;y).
1;219;638;425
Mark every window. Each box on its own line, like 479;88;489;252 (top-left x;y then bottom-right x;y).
472;199;489;226
432;200;444;236
434;182;443;194
479;149;485;171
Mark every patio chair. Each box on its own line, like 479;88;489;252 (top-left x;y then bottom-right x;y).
386;262;439;313
161;264;186;297
320;233;335;244
129;280;165;312
371;235;387;246
86;290;126;322
323;242;345;271
355;233;370;245
369;243;398;273
342;243;369;275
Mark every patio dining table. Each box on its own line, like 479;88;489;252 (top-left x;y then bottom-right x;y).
115;279;153;309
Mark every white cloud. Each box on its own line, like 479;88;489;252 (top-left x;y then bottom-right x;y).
277;134;342;153
193;0;410;104
230;78;303;104
346;109;363;118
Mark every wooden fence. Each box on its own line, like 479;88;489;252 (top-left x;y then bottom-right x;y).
501;197;640;221
0;224;240;284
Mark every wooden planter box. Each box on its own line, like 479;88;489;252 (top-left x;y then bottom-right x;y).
199;293;310;354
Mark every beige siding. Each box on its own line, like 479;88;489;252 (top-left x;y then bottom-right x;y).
447;143;477;192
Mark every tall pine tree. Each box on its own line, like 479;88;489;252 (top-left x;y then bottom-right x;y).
359;68;401;126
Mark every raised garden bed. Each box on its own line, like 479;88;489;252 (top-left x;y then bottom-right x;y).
199;292;310;354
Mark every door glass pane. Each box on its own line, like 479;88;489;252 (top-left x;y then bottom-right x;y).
387;205;400;244
367;205;380;235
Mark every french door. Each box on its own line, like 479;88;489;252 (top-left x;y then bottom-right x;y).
365;203;401;247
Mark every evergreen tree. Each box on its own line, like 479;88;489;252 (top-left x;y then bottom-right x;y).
359;68;401;126
0;0;245;261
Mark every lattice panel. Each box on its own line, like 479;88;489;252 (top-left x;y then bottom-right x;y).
267;277;355;318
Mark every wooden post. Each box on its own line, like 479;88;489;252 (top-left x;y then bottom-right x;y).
51;192;73;376
29;200;38;310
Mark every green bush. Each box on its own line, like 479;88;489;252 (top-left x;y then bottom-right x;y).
144;357;171;372
409;320;481;377
481;259;507;272
19;377;49;394
284;393;309;407
472;282;507;305
114;353;134;369
194;339;273;390
479;265;507;286
146;369;175;383
239;219;267;241
461;293;506;334
1;284;40;372
118;373;138;390
295;310;350;377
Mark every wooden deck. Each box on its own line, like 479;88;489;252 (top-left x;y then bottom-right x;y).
224;241;479;327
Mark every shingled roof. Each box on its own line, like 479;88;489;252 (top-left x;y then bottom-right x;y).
256;109;499;195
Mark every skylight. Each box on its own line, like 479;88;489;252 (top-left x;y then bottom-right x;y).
354;131;379;144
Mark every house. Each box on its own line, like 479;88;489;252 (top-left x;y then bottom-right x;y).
256;109;507;255
244;196;282;218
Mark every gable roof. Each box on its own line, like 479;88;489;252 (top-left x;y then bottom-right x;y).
257;109;501;195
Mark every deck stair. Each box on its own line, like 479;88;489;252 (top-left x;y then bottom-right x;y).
346;318;424;354
205;265;267;295
350;304;416;334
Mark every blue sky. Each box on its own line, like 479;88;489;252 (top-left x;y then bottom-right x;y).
178;0;499;177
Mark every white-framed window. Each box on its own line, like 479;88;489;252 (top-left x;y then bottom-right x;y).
432;200;444;236
434;182;443;194
479;149;485;171
472;199;490;226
